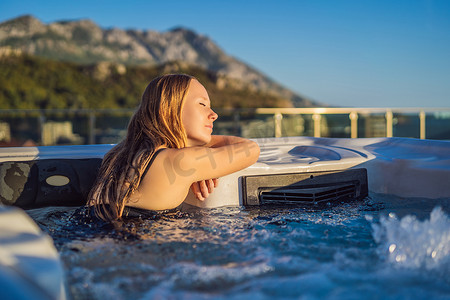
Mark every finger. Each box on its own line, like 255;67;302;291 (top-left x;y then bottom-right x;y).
199;180;209;199
190;182;197;194
191;182;204;201
212;178;219;188
207;179;214;193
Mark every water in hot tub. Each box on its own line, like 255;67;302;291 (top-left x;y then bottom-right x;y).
27;194;450;299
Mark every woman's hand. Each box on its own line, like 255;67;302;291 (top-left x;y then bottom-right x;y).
190;178;219;201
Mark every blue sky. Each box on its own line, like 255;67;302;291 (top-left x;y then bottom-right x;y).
1;0;449;107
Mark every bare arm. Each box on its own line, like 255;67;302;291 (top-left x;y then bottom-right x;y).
190;135;259;200
204;135;252;148
133;136;260;210
178;136;260;182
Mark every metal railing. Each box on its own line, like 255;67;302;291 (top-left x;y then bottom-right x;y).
255;107;450;139
1;107;450;146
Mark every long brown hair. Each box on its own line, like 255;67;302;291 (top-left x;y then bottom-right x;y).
88;74;194;221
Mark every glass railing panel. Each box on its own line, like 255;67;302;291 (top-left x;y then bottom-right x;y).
212;109;243;136
41;111;89;145
426;111;450;140
357;113;387;138
319;114;351;138
94;111;133;144
241;113;275;139
281;114;310;137
392;113;420;139
0;112;41;146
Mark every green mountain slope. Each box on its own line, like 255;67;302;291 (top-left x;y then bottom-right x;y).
0;54;293;109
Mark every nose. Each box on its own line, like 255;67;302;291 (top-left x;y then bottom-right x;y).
209;109;218;121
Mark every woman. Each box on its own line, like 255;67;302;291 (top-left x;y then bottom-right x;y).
88;74;260;221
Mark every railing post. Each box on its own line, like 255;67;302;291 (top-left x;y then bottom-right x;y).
419;110;426;140
88;110;96;144
312;114;321;138
349;111;358;138
274;112;283;137
385;110;393;138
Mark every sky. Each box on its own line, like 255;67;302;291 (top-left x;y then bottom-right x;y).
1;0;449;107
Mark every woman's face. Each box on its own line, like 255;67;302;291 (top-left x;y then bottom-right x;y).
182;79;218;146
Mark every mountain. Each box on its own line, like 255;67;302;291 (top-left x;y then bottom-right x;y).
0;15;320;107
0;54;297;109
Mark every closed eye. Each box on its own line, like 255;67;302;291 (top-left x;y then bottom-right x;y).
199;102;207;107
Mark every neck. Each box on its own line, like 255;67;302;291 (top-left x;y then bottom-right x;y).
186;139;207;147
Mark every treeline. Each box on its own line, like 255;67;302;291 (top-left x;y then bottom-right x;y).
0;54;291;110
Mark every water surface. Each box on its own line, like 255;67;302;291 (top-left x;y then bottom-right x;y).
27;194;450;299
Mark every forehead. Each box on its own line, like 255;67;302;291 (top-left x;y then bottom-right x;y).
186;80;209;100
